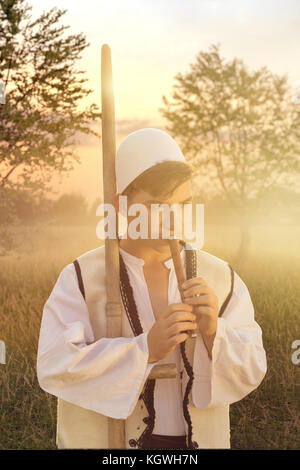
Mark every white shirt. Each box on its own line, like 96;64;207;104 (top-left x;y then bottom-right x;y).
37;247;267;435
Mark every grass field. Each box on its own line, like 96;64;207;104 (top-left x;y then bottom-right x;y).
0;222;299;449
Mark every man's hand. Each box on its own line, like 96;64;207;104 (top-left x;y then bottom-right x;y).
181;277;219;358
147;303;197;363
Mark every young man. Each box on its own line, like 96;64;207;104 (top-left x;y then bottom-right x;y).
37;128;267;449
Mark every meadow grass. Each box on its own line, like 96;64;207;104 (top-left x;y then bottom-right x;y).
0;222;299;449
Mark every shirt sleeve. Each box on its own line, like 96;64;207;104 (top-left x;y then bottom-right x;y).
36;263;157;419
192;270;267;409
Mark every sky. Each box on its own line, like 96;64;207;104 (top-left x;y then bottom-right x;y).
29;0;300;204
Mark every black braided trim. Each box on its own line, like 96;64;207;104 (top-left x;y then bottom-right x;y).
119;252;143;336
180;341;197;449
73;259;85;300
135;380;156;449
218;264;234;317
119;251;156;449
180;245;199;449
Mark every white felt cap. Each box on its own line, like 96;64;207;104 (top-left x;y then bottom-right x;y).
115;128;186;194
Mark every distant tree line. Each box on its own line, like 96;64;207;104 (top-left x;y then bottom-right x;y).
0;188;102;226
1;187;299;227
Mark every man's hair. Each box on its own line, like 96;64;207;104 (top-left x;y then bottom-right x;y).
121;161;194;200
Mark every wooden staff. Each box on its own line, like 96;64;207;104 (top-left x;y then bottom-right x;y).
101;43;125;449
101;44;178;449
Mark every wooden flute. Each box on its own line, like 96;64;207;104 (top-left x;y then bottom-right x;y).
168;238;196;338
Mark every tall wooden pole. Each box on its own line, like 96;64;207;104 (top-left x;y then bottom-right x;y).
101;44;179;449
101;44;125;449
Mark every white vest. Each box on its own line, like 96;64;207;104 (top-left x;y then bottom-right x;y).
56;242;234;449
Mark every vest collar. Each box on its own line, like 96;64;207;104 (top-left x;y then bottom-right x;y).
119;243;185;270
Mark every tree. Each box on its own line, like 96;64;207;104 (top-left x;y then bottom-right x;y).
52;192;89;225
159;44;300;266
0;0;101;191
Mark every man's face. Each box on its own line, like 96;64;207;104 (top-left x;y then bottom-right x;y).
119;180;192;249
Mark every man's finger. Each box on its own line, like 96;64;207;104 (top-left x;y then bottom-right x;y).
167;321;197;338
166;311;196;326
183;284;210;298
165;303;193;318
184;294;212;305
194;305;215;316
181;277;206;289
